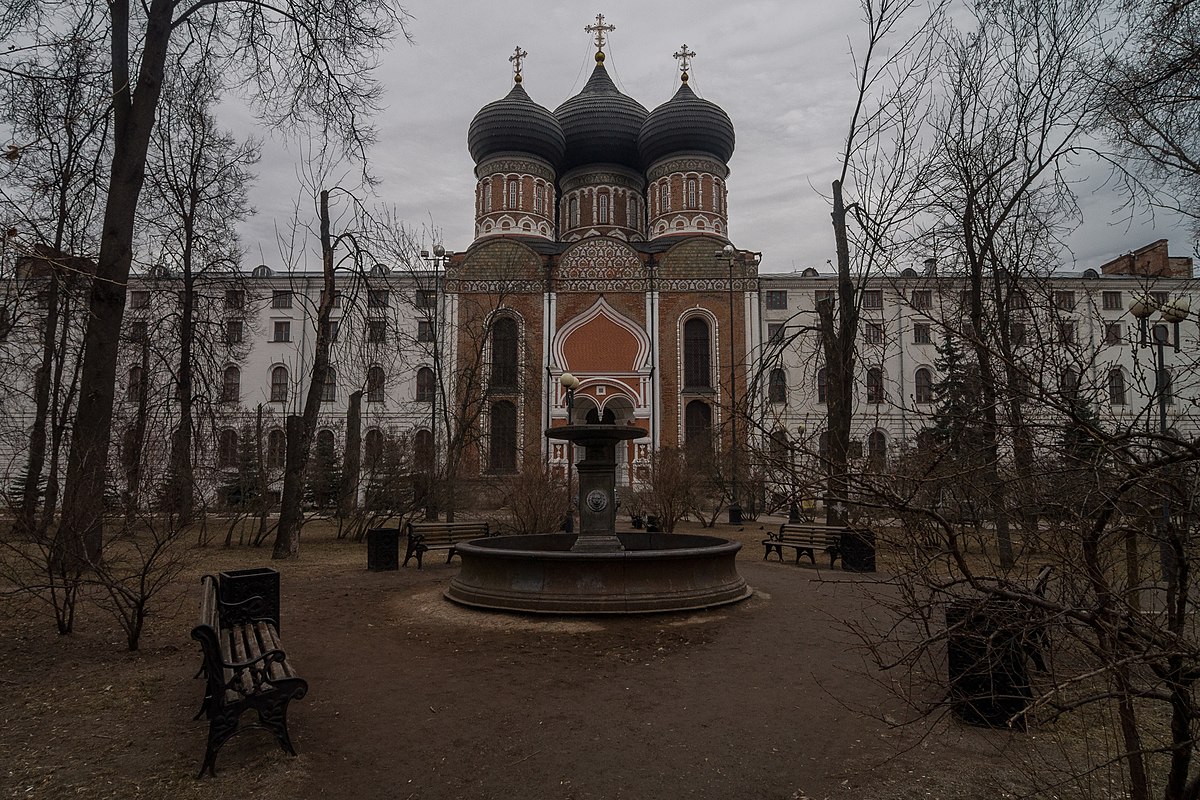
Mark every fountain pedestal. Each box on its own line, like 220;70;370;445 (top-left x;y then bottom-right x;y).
561;426;642;552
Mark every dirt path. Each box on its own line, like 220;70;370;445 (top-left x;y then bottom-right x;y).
1;528;1037;799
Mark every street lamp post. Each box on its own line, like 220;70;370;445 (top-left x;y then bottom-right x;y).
1129;292;1191;581
420;244;451;519
560;371;581;533
717;243;742;525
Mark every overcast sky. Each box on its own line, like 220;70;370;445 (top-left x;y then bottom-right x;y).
234;1;1187;275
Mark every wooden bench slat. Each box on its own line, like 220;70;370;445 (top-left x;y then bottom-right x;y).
762;523;845;568
191;575;307;778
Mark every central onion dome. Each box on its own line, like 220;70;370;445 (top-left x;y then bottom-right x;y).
554;60;648;173
638;80;735;167
468;81;566;168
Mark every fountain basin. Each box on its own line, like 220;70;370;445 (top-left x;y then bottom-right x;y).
445;533;752;614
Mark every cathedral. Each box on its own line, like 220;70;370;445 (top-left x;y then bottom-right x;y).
447;18;759;486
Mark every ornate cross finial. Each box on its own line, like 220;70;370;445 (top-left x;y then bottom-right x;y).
509;46;528;83
673;44;696;83
585;13;616;61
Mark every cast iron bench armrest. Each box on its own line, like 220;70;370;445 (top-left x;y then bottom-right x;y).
192;577;307;779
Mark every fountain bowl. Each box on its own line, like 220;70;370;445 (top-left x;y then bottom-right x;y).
444;532;751;614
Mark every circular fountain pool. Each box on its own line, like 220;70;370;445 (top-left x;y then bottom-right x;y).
445;532;751;614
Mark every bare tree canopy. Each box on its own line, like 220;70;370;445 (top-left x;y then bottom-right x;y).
0;0;411;564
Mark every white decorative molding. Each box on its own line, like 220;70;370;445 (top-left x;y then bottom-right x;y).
552;296;652;371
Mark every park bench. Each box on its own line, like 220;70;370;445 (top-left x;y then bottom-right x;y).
403;520;492;568
190;575;308;778
762;523;845;568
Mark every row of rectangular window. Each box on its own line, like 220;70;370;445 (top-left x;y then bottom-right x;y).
128;288;435;311
763;320;1138;349
768;289;1161;314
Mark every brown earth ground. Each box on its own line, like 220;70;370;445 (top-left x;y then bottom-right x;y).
1;518;1058;800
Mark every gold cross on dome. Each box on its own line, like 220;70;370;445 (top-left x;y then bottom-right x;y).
673;44;696;82
509;46;528;83
586;13;616;52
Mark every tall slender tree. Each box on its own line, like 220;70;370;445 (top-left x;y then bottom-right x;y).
0;0;411;565
141;59;258;524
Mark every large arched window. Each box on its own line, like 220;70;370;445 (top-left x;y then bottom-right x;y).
218;428;238;469
914;367;933;404
866;367;885;405
1061;367;1080;401
817;366;827;404
1108;368;1127;406
683;317;711;389
363;428;383;470
267;428;286;469
768;368;787;404
490;316;518;389
506;178;518;209
687;178;698;209
414;429;434;470
482;180;492;212
568;196;579;228
127;365;144;401
684;400;712;453
868;429;887;470
598;192;609;224
270;365;288;403
221;365;240;403
367;365;385;403
316;428;335;455
489;400;517;471
122;427;139;474
535;184;545;214
416;367;435;402
322;366;337;403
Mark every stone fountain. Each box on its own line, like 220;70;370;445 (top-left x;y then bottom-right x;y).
445;421;751;614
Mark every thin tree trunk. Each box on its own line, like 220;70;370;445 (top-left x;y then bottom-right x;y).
255;404;270;540
21;266;59;536
41;291;79;534
340;390;363;517
168;263;195;524
123;338;151;526
273;188;337;559
822;179;856;528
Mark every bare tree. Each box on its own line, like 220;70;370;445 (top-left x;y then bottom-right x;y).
1101;0;1200;252
0;0;412;566
141;58;259;525
272;188;343;559
0;18;109;538
819;0;944;527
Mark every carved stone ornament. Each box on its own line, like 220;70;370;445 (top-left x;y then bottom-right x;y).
586;489;609;512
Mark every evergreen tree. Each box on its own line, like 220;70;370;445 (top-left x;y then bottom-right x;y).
219;427;261;509
930;334;984;460
365;435;412;514
305;433;342;510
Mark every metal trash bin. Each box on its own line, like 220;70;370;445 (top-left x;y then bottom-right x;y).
840;528;876;573
367;528;401;571
946;599;1032;729
219;567;281;630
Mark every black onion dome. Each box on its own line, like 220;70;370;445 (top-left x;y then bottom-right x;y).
554;64;649;173
637;81;735;168
468;82;566;168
